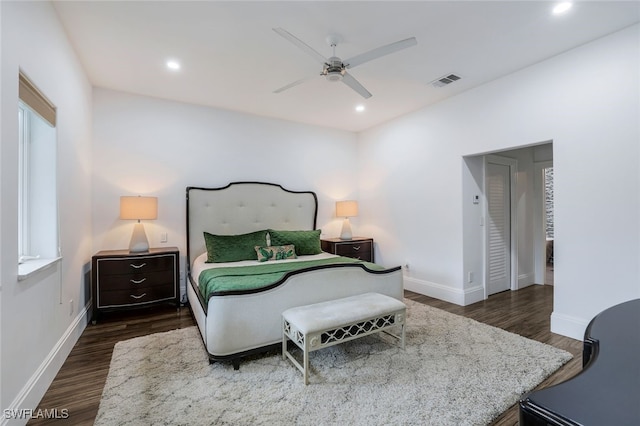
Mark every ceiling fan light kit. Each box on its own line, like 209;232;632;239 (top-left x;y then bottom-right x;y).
273;27;417;99
325;72;343;82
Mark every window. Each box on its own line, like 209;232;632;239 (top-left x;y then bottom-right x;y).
17;72;60;279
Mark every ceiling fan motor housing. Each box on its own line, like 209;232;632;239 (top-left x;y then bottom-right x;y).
325;57;345;82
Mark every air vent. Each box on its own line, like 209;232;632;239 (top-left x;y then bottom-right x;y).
431;73;461;88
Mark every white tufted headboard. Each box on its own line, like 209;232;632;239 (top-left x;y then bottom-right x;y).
186;182;318;274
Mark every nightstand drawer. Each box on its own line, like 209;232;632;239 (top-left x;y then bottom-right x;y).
98;284;176;307
97;270;174;290
97;254;174;276
335;241;372;260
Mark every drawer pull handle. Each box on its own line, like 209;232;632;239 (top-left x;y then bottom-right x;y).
352;245;361;250
130;293;147;299
130;278;147;284
130;263;146;269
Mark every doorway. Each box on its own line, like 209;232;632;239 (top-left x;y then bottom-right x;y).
462;143;553;304
543;166;554;285
533;159;554;286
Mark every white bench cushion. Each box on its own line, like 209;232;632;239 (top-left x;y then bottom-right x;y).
282;292;405;334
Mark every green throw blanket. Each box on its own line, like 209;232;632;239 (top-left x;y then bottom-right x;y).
199;257;383;299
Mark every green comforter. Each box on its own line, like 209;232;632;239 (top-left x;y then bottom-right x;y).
199;257;383;299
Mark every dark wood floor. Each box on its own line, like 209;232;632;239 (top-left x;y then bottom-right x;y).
28;306;195;425
30;284;581;425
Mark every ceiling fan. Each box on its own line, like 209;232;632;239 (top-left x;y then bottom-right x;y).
273;28;417;99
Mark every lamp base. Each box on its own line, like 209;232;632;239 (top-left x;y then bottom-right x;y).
340;217;353;240
129;222;150;253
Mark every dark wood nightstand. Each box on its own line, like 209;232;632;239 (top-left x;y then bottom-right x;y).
91;247;179;323
321;237;374;262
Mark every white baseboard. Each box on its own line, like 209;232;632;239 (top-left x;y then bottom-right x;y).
550;311;588;341
462;286;485;305
2;303;89;426
404;275;484;306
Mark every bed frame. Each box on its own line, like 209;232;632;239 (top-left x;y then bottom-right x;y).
186;181;403;368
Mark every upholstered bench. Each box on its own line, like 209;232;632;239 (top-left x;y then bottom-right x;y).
282;292;406;384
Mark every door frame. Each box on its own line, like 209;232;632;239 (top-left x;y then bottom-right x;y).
483;154;518;298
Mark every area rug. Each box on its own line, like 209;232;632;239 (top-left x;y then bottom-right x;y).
95;300;572;426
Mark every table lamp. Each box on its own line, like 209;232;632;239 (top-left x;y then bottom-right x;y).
336;200;358;240
120;196;158;253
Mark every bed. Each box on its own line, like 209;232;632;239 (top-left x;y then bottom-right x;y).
186;181;403;368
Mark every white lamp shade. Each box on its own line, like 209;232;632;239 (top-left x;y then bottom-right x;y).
120;196;158;220
336;200;358;240
336;200;358;218
120;195;157;253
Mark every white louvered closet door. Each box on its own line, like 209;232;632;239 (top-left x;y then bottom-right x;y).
486;162;511;295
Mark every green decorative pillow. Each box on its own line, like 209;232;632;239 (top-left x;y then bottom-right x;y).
254;245;297;262
204;230;268;263
268;229;322;256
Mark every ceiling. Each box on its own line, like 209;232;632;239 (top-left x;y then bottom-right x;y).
52;1;640;132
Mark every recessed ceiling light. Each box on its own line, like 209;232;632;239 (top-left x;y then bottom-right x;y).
355;105;365;112
552;2;572;15
166;60;181;71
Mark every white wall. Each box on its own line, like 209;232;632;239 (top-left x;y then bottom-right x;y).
1;1;93;423
0;0;4;410
92;89;360;295
358;24;640;339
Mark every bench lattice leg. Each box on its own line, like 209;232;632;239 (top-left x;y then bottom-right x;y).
283;310;405;385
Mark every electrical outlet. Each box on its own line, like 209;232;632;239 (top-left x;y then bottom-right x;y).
468;272;474;283
404;262;410;271
69;299;74;316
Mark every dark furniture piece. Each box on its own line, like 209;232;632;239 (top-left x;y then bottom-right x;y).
91;247;179;323
321;237;374;262
519;299;640;425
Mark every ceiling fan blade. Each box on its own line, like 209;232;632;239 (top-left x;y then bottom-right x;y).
273;76;314;94
341;72;372;99
273;28;328;65
344;37;417;69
